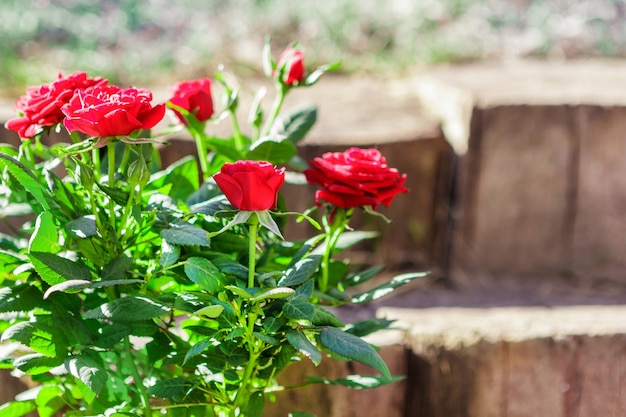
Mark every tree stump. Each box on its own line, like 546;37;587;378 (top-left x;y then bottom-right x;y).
380;305;626;417
412;60;626;283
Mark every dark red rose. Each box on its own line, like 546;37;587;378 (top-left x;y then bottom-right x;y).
214;161;285;211
304;147;408;209
168;78;214;124
61;85;165;144
275;46;306;86
5;72;107;139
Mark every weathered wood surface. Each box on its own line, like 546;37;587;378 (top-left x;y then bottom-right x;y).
381;305;626;417
413;60;626;282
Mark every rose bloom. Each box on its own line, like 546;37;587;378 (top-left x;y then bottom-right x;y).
275;46;306;86
304;147;408;209
168;78;214;124
214;161;286;211
62;85;166;144
5;72;107;139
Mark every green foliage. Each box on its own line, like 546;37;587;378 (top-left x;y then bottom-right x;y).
0;46;427;417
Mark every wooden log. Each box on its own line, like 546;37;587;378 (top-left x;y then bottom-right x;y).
381;305;626;417
412;60;626;282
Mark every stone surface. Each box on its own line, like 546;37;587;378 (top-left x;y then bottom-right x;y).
380;305;626;417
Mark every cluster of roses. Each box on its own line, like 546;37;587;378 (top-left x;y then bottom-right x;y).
5;45;408;214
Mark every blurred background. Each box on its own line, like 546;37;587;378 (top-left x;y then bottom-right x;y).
2;0;626;94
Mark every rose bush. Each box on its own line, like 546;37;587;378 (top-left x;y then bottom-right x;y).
5;71;106;138
168;78;214;124
304;147;408;209
0;40;423;417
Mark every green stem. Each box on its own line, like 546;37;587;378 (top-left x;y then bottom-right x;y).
190;127;210;183
118;185;137;244
18;139;34;167
107;142;117;230
230;108;245;151
91;148;101;182
124;336;153;417
247;213;259;288
319;209;346;293
259;83;287;139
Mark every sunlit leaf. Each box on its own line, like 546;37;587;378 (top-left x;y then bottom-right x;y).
319;327;391;378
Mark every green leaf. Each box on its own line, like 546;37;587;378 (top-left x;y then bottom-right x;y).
44;279;144;299
159;240;180;267
65;354;108;395
0;285;43;313
183;337;214;364
319;327;391;378
0;401;37;417
2;321;67;357
13;353;65;375
0;152;53;211
286;330;322;366
311;306;344;327
96;183;129;205
193;305;224;318
311;231;378;255
272;106;317;144
224;285;252;300
249;287;295;302
147;378;188;399
279;256;321;287
101;256;133;281
43;279;91;298
351;272;428;304
161;222;210;247
205;136;245;162
84;295;171;321
36;385;65;417
148;156;198;201
247;391;265;417
64;216;97;239
344;265;385;287
29;252;92;285
295;279;314;299
184;257;224;293
253;332;279;346
306;374;403;389
94;323;131;348
304;61;342;86
29;212;59;253
283;298;314;321
246;135;297;164
345;318;396;337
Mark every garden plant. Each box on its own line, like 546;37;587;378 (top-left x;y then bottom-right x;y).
0;40;424;417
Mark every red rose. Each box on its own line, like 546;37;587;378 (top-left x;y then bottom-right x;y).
275;46;306;86
214;161;286;211
168;78;214;124
5;72;107;139
304;147;408;209
61;85;165;144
